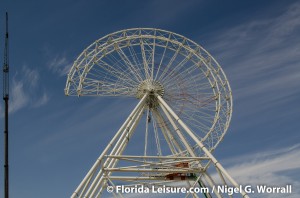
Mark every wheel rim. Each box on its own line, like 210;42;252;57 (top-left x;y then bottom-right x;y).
65;28;233;152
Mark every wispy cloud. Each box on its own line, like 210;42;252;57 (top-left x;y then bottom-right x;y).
42;44;73;76
220;144;300;198
2;65;49;114
204;2;300;120
47;54;73;76
22;65;40;87
9;78;29;113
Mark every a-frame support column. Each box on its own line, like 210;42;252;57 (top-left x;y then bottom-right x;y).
71;93;148;198
157;94;249;198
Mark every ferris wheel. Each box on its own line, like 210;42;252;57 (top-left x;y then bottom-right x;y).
65;28;249;198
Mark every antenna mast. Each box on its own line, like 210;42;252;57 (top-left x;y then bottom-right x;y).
3;12;9;198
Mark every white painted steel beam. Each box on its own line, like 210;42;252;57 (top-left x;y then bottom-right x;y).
157;95;249;198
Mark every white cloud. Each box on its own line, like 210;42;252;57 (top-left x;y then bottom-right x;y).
219;144;300;198
47;55;72;76
9;79;29;113
4;65;49;114
270;2;300;38
22;65;40;87
203;2;300;120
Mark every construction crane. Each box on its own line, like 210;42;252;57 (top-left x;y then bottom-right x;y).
3;12;9;198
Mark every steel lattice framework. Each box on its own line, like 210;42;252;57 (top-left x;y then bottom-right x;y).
65;28;249;198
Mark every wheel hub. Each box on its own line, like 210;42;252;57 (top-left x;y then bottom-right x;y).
136;80;164;109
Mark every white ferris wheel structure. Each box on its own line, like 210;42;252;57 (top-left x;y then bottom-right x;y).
65;28;250;198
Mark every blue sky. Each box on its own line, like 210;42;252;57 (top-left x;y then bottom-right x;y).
0;0;299;197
